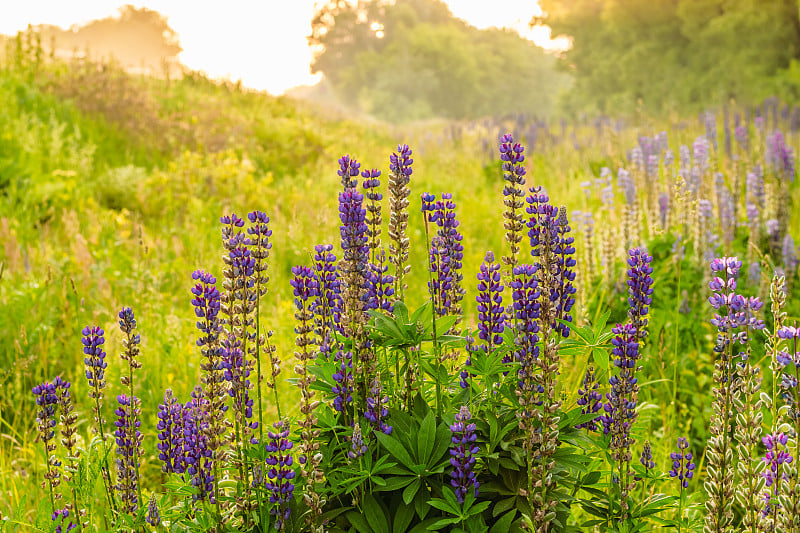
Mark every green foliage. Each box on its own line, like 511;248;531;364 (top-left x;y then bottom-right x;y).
541;0;800;113
310;0;569;121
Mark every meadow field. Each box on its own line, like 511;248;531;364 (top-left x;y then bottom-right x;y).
2;25;800;533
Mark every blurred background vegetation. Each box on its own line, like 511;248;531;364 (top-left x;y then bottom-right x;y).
1;0;800;523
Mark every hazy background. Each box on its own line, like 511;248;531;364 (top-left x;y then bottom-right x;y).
4;0;799;120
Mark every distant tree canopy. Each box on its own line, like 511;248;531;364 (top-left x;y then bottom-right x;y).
309;0;569;121
539;0;800;113
36;5;181;72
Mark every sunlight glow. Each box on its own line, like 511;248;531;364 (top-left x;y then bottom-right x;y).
0;1;565;95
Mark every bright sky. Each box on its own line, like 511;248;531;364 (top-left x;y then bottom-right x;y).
0;1;565;95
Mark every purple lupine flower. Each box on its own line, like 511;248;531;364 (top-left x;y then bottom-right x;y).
362;168;382;255
449;406;479;504
83;326;107;404
511;264;540;405
708;257;766;338
365;249;394;313
156;389;184;474
500;134;527;267
51;508;77;533
339;186;369;295
640;441;655;470
183;386;215;502
146;494;161;526
331;349;354;412
348;422;368;459
669;437;695;488
553;209;577;337
475;251;505;357
222;341;258;440
311;244;343;352
33;380;61;499
114;394;142;513
576;364;602;431
364;374;392;435
600;324;640;433
761;432;793;517
430;193;465;317
389;144;413;180
265;420;295;530
192;270;222;343
627;248;654;342
338;154;361;189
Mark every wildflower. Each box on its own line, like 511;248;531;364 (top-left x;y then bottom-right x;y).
156;389;184;474
33;381;60;506
146;494;161;526
338;154;361;189
669;437;695;488
430;193;465;318
331;349;354;413
51;508;76;533
761;432;793;518
265;420;296;531
626;248;654;343
449;406;479;504
364;373;392;435
118;306;142;389
511;263;540;424
388;143;413;298
575;364;602;431
499;133;527;269
366;248;394;313
362;168;383;254
114;394;142;513
191;270;227;454
290;266;324;521
183;386;214;503
640;441;655;471
83;326;108;427
476;251;505;354
600;323;640;517
311;244;342;347
348;422;368;459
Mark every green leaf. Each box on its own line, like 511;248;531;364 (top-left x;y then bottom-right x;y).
427;498;460;515
376;431;416;468
395;300;410;324
374;475;416;492
417;410;436;464
403;478;421;505
393;502;415;533
346;511;374;533
489;510;517;533
363;494;389;533
408;518;442;533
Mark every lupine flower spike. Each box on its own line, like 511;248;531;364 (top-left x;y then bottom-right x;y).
499;133;527;270
33;381;60;510
449;406;479;504
388;144;413;298
265;420;295;531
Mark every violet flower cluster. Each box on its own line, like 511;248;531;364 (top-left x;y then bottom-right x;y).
626;247;654;342
449;406;479;504
265;420;295;530
669;437;695;488
114;394;142;513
